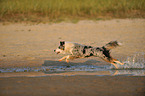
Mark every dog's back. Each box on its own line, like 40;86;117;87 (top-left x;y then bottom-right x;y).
67;41;121;58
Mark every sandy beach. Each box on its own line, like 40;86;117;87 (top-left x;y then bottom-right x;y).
0;19;145;96
0;19;145;67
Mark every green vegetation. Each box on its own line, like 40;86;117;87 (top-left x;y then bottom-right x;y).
0;0;144;23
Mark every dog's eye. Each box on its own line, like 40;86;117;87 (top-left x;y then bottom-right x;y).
58;46;61;49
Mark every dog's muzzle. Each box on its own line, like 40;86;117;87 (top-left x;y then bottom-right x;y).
54;50;60;54
56;52;60;54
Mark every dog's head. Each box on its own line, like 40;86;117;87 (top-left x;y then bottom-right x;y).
54;41;66;54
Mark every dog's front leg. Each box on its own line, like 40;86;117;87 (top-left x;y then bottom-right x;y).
59;55;73;63
65;55;78;63
59;55;77;63
59;56;68;62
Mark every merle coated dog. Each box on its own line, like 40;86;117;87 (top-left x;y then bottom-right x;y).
54;41;124;69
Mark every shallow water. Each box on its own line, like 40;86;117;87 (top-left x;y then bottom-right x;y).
0;52;144;77
0;65;144;77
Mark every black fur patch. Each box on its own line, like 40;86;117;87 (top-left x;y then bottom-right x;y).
90;53;94;56
59;41;65;50
96;47;103;51
60;41;65;46
83;46;92;54
102;46;111;59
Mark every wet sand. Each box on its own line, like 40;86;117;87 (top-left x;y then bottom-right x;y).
0;19;145;96
0;76;145;96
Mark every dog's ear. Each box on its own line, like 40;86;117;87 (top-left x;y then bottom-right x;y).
60;41;65;46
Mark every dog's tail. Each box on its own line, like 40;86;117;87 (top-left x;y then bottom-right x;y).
103;41;122;50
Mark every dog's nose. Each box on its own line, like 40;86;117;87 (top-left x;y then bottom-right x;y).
54;50;56;52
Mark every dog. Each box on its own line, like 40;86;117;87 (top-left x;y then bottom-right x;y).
54;41;124;69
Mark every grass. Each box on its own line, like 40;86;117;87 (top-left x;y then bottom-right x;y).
0;0;144;23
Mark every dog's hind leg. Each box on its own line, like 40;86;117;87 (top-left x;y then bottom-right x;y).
100;41;124;68
103;58;124;69
111;59;124;69
112;58;124;65
101;57;119;69
110;62;118;69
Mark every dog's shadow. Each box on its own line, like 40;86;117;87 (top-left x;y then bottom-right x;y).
42;59;101;67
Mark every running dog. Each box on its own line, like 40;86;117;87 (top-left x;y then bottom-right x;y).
54;41;124;69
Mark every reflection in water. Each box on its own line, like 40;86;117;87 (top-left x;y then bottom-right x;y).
110;70;145;76
0;65;144;77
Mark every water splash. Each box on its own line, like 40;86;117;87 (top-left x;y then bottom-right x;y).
110;52;145;69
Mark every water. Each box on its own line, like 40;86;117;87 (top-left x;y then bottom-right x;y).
0;52;144;77
110;52;145;69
